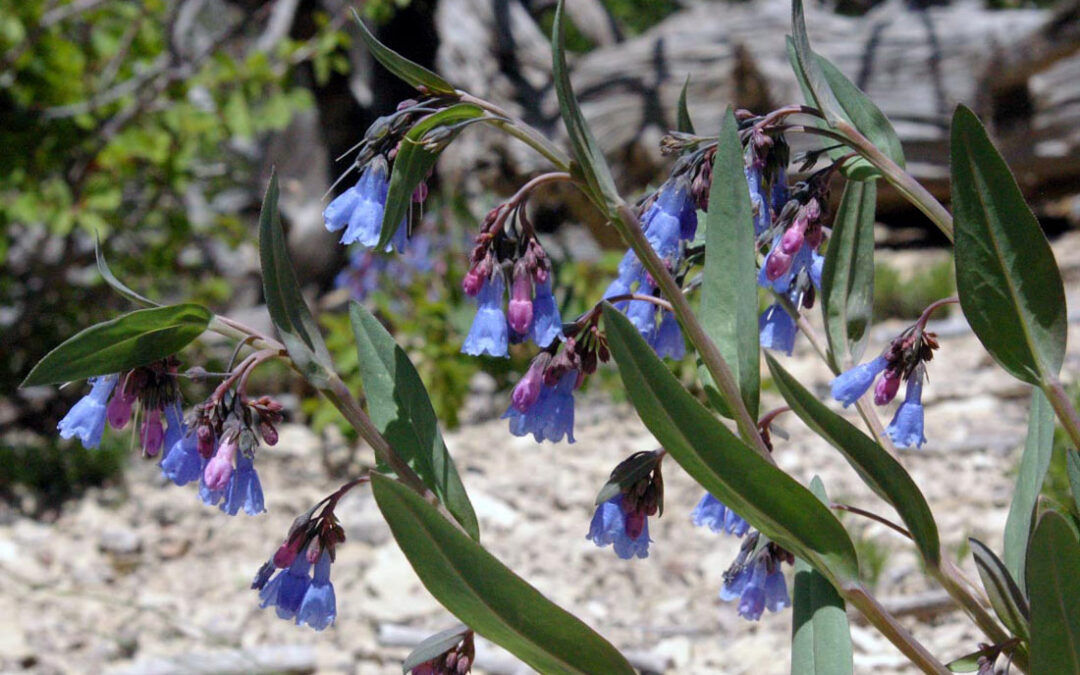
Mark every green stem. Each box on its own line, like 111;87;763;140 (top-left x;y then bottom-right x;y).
460;93;572;172
932;561;1029;673
612;202;773;459
833;120;954;242
844;583;950;674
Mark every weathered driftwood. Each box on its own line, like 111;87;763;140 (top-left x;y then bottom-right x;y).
436;0;1080;217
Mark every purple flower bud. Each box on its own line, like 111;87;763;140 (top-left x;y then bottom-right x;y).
511;357;548;412
765;247;794;281
203;437;238;491
874;370;901;406
462;268;485;297
507;272;533;335
779;220;806;255
106;386;135;430
140;408;165;457
196;424;215;458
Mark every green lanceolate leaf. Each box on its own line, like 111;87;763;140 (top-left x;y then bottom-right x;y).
602;303;859;584
821;180;876;369
788;0;841;123
349;302;480;540
970;538;1031;642
1027;511;1080;674
551;0;620;213
378;104;486;249
946;646;997;672
791;476;854;675
700;107;760;418
1004;388;1055;590
767;354;940;567
22;304;211;387
951;105;1067;386
370;474;636;675
676;75;695;134
1068;450;1080;517
817;55;905;169
95;238;158;307
352;10;456;96
258;172;334;387
401;625;470;673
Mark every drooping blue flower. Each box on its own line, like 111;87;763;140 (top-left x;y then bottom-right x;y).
720;557;789;621
462;273;509;358
691;493;749;537
296;551;336;630
887;375;927;448
503;369;578;443
161;431;203;486
530;278;563;348
324;159;407;251
220;452;266;516
759;304;797;355
831;355;889;408
586;494;650;559
161;401;185;460
259;552;313;621
651;311;685;360
57;375;118;449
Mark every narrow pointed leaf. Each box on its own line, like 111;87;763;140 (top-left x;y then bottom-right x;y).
378;104;486;249
402;625;470;673
259;172;334;387
370;474;636;675
821;180;876;368
352;10;455;95
767;354;940;566
676;75;695;134
952;105;1067;386
791;477;854;675
788;0;841;123
1004;388;1055;589
552;0;619;213
971;538;1031;642
350;302;479;540
1027;511;1080;674
946;646;996;672
700;107;760;418
602;303;859;584
817;55;905;169
22;304;211;387
1067;449;1080;517
95;238;158;307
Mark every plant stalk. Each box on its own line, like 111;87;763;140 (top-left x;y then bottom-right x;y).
844;583;950;674
1045;377;1080;452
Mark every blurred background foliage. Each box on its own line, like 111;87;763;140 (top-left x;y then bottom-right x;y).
0;0;1008;511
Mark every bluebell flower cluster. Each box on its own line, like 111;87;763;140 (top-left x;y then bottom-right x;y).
830;324;938;448
720;552;791;621
587;494;651;559
258;549;337;630
603;180;696;358
691;493;749;537
324;157;408;252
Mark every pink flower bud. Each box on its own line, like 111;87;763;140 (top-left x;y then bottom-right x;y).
106;390;134;429
874;371;901;406
624;511;646;540
507;273;533;335
462;268;485;296
779;220;806;255
512;360;546;412
140;408;164;457
765;249;793;280
203;437;237;490
260;421;278;446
